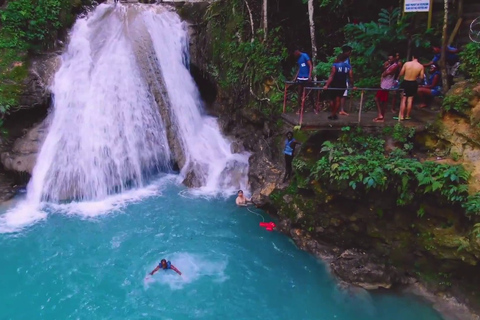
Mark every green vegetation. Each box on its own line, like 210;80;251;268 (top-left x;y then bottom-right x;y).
205;0;287;116
442;88;473;114
0;0;87;116
293;125;471;208
459;42;480;82
316;8;435;87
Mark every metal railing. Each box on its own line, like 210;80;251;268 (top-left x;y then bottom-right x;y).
282;81;404;126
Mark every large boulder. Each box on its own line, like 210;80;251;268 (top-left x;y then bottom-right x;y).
1;120;49;175
330;249;406;290
0;53;60;177
14;53;60;113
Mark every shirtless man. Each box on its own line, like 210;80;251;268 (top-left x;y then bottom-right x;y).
395;53;424;121
236;190;251;206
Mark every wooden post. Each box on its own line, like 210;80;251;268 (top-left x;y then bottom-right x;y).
458;0;464;18
427;0;434;29
448;18;463;45
358;90;364;124
315;90;321;113
299;87;307;125
282;84;288;113
440;0;449;93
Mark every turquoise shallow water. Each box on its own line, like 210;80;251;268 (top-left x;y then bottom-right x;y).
0;179;442;320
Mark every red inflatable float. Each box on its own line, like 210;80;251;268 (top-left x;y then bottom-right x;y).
259;222;276;231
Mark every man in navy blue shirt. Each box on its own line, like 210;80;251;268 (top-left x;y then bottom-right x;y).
423;44;460;87
324;53;355;120
292;50;314;113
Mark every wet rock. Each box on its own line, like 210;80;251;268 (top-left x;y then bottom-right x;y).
230;141;246;154
330;249;404;290
1;120;49;174
182;163;207;188
14;53;60;113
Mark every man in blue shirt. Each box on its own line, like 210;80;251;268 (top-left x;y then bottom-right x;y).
292;50;314;113
423;44;460;87
283;131;301;182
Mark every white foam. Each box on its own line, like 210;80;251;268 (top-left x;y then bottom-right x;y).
0;176;174;233
144;252;228;290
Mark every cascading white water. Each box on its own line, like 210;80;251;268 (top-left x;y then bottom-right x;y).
0;3;249;231
142;8;249;193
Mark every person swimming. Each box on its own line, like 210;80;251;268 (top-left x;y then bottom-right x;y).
236;190;252;206
149;259;182;276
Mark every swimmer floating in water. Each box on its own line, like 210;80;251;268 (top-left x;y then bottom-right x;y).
236;190;252;206
149;259;182;276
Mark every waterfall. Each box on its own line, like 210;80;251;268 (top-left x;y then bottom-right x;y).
0;3;249;231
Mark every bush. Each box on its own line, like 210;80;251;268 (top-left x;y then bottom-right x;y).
459;42;480;82
0;0;85;118
296;127;471;207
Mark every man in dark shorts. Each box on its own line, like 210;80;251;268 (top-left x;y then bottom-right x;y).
395;53;424;121
323;54;355;120
292;50;314;114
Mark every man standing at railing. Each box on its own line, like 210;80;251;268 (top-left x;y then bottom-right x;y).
292;50;313;114
374;54;398;122
395;52;424;121
323;53;355;120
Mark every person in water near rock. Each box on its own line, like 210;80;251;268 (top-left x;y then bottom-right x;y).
283;131;301;182
395;52;424;121
236;190;252;206
149;259;182;276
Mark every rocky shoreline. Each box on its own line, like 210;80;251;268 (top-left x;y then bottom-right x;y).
273;215;479;320
212;104;480;320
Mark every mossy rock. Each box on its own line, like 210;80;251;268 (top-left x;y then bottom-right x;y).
422;227;479;265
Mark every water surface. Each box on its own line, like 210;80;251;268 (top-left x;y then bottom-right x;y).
0;180;443;320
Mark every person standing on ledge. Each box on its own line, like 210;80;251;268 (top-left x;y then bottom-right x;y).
283;131;301;182
236;190;252;206
292;50;314;114
323;53;355;120
395;52;424;121
149;259;182;276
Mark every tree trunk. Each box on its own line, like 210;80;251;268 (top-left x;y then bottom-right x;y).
440;0;449;93
244;0;255;43
262;0;268;42
308;0;317;80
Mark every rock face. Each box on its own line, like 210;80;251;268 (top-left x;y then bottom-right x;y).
1;120;49;175
13;54;60;113
216;106;287;205
330;249;405;290
432;81;480;192
0;53;60;178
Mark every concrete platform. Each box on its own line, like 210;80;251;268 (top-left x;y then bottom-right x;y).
281;107;440;131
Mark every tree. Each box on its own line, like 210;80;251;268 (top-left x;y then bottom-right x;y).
440;0;449;92
262;0;268;41
308;0;317;79
243;0;255;43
